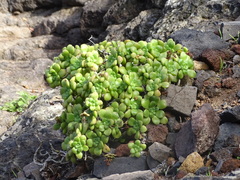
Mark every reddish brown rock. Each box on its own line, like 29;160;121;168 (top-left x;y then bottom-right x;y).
191;103;220;154
231;44;240;55
146;124;168;144
175;170;188;179
65;163;88;179
115;144;130;157
221;77;237;88
200;49;232;72
220;159;240;173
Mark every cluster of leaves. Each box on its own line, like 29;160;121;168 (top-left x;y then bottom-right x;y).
45;39;196;162
0;91;37;113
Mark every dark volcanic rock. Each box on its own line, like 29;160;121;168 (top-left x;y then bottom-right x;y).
220;106;240;124
93;156;148;178
102;0;147;27
174;120;196;158
79;0;117;42
32;7;82;37
191;103;220;154
0;89;64;179
214;123;240;151
62;0;88;6
8;0;62;12
124;9;162;41
170;29;229;59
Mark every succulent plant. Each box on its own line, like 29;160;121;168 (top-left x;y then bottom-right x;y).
45;39;196;162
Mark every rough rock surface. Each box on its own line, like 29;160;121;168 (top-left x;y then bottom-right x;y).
178;152;204;174
0;88;64;179
200;49;234;71
174;120;196;158
220;105;240;124
210;148;232;162
115;144;130;157
92;156;148;178
102;170;155;180
191;103;220;154
175;104;220;158
163;84;197;116
220;159;240;173
169;29;230;59
148;142;172;163
194;70;216;91
146;124;168;144
214;123;240;151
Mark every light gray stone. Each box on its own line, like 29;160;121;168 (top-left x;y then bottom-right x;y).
148;142;171;163
102;170;155;180
219;21;240;41
232;65;240;78
163;84;197;116
233;55;240;65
